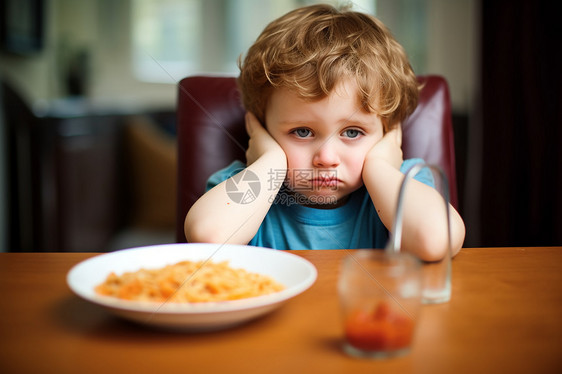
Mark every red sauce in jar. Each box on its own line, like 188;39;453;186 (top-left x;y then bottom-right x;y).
344;300;414;351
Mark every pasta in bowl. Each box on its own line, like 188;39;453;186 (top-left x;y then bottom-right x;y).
95;259;285;303
67;243;317;330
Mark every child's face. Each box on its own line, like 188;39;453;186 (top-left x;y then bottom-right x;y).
265;79;384;207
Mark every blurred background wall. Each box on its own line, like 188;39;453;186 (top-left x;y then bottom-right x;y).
0;0;559;251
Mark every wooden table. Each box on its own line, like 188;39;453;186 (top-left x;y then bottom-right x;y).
1;247;561;373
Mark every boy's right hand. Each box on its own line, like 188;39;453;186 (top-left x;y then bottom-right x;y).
185;113;287;246
245;112;286;166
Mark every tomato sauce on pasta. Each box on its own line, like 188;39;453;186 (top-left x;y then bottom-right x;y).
95;260;285;302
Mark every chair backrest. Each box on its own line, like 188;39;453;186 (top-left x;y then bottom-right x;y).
176;75;458;242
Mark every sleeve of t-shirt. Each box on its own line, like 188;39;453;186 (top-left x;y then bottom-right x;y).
206;160;246;191
400;158;435;187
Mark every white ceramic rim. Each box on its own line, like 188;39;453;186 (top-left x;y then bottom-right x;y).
66;243;318;315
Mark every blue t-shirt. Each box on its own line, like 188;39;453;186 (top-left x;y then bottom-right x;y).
206;159;433;250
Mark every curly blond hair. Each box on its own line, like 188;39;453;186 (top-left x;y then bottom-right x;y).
238;4;419;131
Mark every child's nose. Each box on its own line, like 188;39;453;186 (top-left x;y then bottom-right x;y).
312;142;340;168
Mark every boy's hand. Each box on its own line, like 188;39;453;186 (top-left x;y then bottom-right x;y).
245;112;286;166
365;126;403;170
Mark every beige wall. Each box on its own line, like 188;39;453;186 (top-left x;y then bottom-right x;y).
0;0;477;113
376;0;478;113
0;0;175;110
426;0;478;113
0;0;57;103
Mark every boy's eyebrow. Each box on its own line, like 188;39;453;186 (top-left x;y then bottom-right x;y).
276;120;313;127
339;118;374;127
276;118;375;128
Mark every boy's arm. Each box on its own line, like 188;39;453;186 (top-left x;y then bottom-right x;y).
184;113;287;245
362;127;466;261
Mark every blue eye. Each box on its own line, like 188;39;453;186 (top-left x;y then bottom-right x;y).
293;128;312;138
343;129;362;138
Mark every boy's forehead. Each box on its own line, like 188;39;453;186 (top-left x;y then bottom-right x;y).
267;80;374;118
266;82;380;129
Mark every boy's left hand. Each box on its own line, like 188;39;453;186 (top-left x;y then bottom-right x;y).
365;126;403;170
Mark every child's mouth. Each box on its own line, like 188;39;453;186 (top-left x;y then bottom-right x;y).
310;176;340;188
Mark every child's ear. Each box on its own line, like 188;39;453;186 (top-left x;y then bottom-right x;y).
381;119;391;135
259;111;270;132
383;118;403;135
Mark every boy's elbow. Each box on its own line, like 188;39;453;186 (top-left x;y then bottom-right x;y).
411;221;465;262
183;217;221;243
413;232;449;262
184;213;218;244
184;212;250;245
184;223;211;244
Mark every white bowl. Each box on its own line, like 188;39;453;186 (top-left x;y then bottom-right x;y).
66;243;317;330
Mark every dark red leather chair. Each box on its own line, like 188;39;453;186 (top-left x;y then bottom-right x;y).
176;75;458;242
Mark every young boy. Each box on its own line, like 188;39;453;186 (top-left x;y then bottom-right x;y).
184;4;465;261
